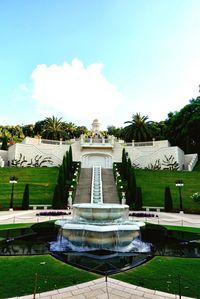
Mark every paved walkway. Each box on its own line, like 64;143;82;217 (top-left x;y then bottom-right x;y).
1;209;199;299
0;209;199;228
9;277;194;299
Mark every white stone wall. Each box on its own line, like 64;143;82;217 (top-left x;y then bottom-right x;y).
1;137;198;170
0;150;8;165
125;145;185;170
185;153;198;171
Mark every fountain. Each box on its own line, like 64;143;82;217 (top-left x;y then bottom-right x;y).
52;166;146;253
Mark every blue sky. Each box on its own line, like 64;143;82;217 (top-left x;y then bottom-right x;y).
1;0;200;130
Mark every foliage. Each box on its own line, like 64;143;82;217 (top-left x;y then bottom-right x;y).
129;212;156;217
36;211;70;216
165;97;200;155
126;164;137;209
191;192;200;203
121;148;127;180
42;116;66;140
164;186;173;212
52;184;63;209
107;125;123;138
134;186;143;210
1;136;8;150
123;113;153;142
22;184;29;210
52;147;79;209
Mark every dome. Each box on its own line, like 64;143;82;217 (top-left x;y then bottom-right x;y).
93;118;100;123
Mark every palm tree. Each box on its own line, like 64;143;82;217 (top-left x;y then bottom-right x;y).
42;116;65;140
64;122;77;139
123;113;152;142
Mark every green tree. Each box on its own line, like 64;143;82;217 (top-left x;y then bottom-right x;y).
135;187;143;210
121;148;127;180
63;122;77;139
68;146;73;176
52;184;63;209
165;97;200;155
164;186;173;212
34;120;46;136
42;116;66;140
22;184;29;210
1;136;8;150
123;113;153;142
107;125;123;138
57;165;66;206
22;124;35;137
126;166;137;209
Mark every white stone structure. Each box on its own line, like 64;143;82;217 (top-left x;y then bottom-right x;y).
0;134;198;171
0;120;198;170
91;118;101;136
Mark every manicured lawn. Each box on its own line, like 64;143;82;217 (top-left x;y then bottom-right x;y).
113;256;200;298
0;167;58;209
0;255;99;298
0;223;33;230
0;166;200;212
135;169;200;211
163;225;200;234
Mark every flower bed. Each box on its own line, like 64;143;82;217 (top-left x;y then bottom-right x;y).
36;211;71;216
129;212;158;217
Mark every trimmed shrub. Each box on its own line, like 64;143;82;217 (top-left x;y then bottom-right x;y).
135;186;143;210
22;184;29;210
164;186;173;212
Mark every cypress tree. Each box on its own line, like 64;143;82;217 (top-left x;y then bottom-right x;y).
65;151;70;181
62;152;68;183
57;165;66;205
164;186;173;212
126;166;136;209
52;184;63;209
121;148;127;180
68;146;73;176
135;187;143;210
22;184;29;210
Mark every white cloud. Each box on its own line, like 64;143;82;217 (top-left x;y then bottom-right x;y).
30;58;124;129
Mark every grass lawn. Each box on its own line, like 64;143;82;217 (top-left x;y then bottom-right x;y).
0;167;58;209
112;256;200;298
0;166;199;212
0;255;99;298
0;223;34;230
135;169;200;211
162;225;200;234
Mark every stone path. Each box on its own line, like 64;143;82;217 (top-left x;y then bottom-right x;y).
9;277;193;299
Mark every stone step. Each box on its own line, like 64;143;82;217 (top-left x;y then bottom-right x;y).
102;169;120;204
74;168;92;204
74;168;120;204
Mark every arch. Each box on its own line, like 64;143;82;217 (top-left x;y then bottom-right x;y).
81;153;113;168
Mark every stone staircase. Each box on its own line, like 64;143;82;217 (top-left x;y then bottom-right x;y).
74;168;120;204
102;169;120;204
74;168;92;203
